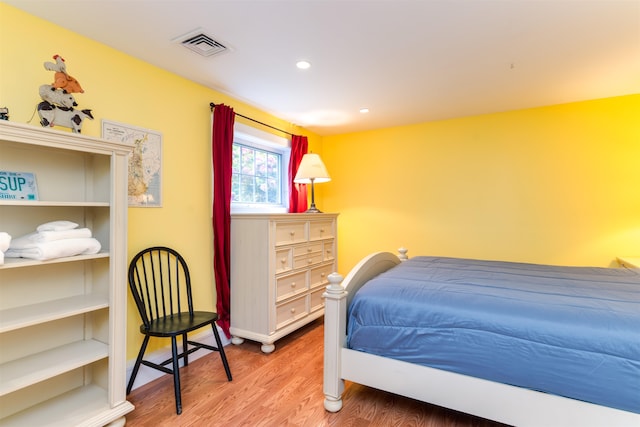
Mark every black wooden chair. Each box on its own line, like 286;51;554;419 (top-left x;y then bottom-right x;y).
126;246;232;414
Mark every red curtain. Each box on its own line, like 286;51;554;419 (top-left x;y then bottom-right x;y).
211;104;235;338
288;135;308;213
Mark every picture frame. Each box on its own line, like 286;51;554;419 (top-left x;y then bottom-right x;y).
101;120;162;207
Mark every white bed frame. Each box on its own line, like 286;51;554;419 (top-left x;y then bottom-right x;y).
322;250;640;427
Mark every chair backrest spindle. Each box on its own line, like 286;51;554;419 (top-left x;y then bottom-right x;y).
172;251;181;315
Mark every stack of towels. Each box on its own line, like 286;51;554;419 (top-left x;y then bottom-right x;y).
0;232;11;265
5;220;101;261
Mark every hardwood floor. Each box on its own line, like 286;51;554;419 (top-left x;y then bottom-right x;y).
125;319;509;427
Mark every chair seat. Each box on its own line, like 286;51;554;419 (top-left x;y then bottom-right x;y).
142;311;219;337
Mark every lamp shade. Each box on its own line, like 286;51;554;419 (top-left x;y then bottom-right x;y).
294;153;331;184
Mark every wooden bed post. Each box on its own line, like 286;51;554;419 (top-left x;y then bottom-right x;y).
323;272;346;412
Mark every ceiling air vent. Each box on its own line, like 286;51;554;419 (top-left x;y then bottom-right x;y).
180;33;228;57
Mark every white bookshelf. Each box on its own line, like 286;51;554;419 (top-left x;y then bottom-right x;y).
0;121;134;426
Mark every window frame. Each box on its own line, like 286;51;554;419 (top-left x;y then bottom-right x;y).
231;122;290;214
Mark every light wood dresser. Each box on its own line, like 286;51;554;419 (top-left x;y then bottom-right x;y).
230;213;337;352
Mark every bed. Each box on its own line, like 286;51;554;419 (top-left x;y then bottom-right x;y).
322;250;640;427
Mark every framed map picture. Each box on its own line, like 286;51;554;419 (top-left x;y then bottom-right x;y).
102;120;162;207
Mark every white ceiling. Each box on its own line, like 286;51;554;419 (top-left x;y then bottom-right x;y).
6;0;640;136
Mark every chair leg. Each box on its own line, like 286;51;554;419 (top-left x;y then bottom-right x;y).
182;332;189;366
127;335;150;394
211;323;232;381
171;336;183;415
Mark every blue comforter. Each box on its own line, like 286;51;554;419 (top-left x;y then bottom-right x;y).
347;256;640;414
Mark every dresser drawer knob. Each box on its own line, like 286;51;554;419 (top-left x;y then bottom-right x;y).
307;248;312;252
281;258;286;264
290;308;296;314
321;272;325;277
291;282;296;288
308;259;312;264
290;231;295;236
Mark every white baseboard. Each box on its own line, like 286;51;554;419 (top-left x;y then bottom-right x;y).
126;325;231;391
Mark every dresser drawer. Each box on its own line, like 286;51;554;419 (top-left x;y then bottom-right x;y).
293;251;325;269
275;221;307;246
276;295;308;330
293;242;323;257
275;248;293;273
323;239;335;261
310;263;334;288
310;287;325;312
309;220;334;240
276;270;308;301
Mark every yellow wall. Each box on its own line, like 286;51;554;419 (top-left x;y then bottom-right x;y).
323;94;640;272
2;4;639;363
0;3;322;360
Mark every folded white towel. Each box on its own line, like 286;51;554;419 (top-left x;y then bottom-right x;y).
10;228;92;249
0;232;11;252
5;237;101;261
37;220;78;232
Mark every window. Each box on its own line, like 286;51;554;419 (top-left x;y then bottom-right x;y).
231;123;290;213
232;144;280;204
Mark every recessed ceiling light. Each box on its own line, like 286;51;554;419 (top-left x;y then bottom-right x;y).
359;108;370;114
296;60;311;70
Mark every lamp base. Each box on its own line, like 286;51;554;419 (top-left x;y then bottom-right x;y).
304;204;322;213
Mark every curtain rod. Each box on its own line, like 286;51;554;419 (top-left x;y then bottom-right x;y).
210;102;294;137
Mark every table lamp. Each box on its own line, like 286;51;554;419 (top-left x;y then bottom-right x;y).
294;153;331;213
